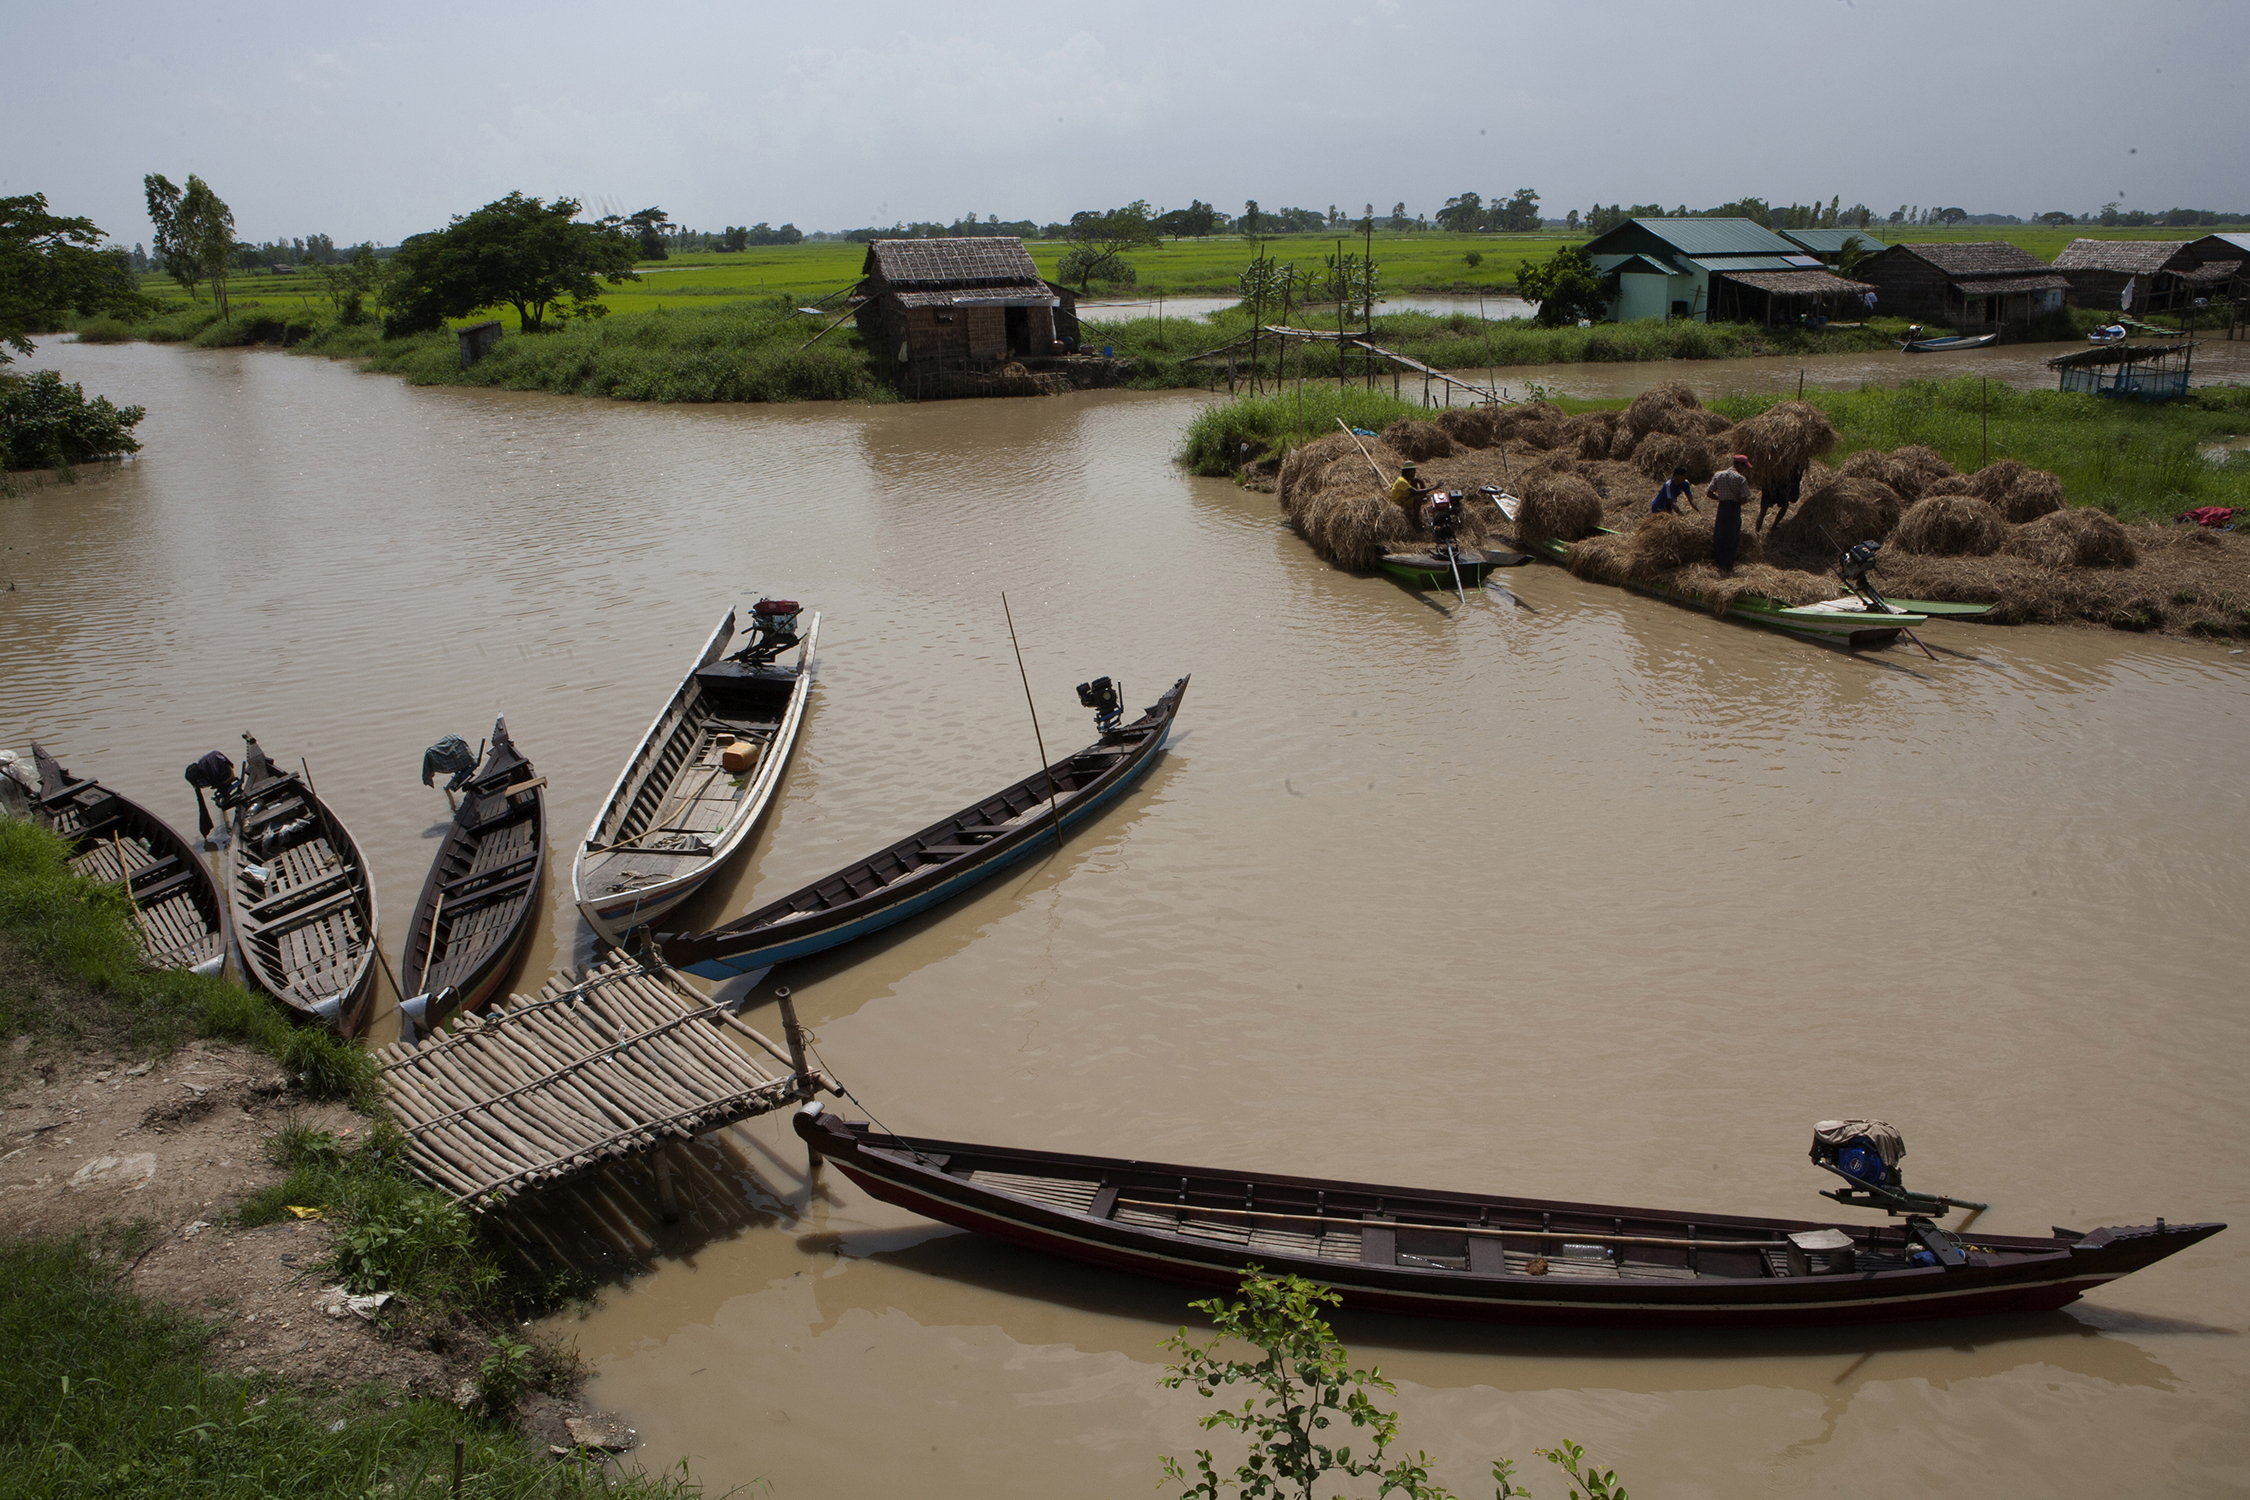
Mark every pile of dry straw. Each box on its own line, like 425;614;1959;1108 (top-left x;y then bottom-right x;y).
1269;384;2245;636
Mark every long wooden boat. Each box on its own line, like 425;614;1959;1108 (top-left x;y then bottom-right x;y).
1375;547;1528;590
662;676;1188;981
27;744;230;976
400;717;546;1032
225;733;380;1034
1899;333;1999;352
794;1107;2222;1328
575;604;820;944
1530;538;1929;649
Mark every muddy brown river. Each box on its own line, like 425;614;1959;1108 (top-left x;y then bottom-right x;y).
7;341;2247;1497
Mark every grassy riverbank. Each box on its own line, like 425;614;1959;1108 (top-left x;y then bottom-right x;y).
1715;378;2250;525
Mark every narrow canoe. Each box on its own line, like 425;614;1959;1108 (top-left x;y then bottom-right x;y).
1529;538;1928;649
1900;334;1999;352
1375;547;1529;590
661;677;1188;981
225;734;380;1034
794;1107;2223;1328
400;716;546;1032
28;744;230;977
575;606;820;944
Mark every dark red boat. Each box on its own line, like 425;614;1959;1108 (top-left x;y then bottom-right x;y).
794;1107;2221;1328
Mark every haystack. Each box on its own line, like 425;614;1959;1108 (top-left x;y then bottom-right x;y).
1623;510;1724;572
1277;432;1381;516
1767;473;1903;563
1920;471;1975;498
1382;419;1455;462
1562;532;1632;584
2005;508;2138;569
1624;381;1700;436
1993;467;2065;523
1571;410;1620;460
1670;407;1734;438
1965;459;2025;503
1842;445;1957;503
1493;401;1566;444
1892;493;2006;556
1434;407;1497;449
1607;424;1640;461
1633;432;1689;481
1734;400;1837;476
1514;471;1603;547
1300;490;1417;569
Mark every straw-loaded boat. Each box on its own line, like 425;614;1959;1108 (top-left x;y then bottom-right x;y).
399;717;547;1035
1899;333;1999;352
661;676;1187;982
575;601;819;944
225;733;379;1034
26;744;229;976
794;1106;2223;1328
1528;536;1930;648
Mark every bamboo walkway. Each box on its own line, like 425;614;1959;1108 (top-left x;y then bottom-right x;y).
378;954;825;1207
1185;325;1503;402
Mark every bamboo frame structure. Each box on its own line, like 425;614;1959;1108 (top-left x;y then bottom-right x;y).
378;953;825;1207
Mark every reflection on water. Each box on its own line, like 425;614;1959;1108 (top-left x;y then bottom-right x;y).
6;340;2247;1498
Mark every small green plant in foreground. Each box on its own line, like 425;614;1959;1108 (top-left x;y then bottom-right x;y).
1160;1269;1627;1500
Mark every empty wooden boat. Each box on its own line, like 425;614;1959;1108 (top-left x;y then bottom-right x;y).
794;1107;2223;1328
662;676;1187;981
27;744;229;976
399;717;547;1033
576;601;820;944
224;733;380;1034
1899;332;1999;352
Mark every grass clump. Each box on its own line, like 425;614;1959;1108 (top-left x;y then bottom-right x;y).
1180;386;1436;475
1711;378;2250;525
0;1237;698;1499
0;819;376;1104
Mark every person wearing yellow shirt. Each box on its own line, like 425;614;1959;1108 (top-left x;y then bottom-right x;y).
1388;462;1438;521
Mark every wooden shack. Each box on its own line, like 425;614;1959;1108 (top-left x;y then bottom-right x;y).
1706;268;1876;326
854;238;1078;384
2178;233;2249;303
2051;239;2196;315
1855;241;2068;327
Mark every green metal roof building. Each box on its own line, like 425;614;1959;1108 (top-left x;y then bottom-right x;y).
1582;218;1831;322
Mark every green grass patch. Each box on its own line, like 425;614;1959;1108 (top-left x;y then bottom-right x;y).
1710;378;2250;524
0;1236;697;1499
1179;387;1437;476
0;819;376;1104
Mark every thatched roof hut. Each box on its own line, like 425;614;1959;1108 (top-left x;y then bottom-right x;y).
2050;239;2195;315
1856;242;2067;327
855;238;1078;386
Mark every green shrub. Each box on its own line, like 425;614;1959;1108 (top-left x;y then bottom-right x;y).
71;317;135;344
0;370;145;471
1179;387;1437;475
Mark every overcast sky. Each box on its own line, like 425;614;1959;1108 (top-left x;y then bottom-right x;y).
4;0;2239;248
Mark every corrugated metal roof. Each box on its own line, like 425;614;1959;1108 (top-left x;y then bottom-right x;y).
1780;228;1892;255
1629;217;1799;255
1689;255;1800;272
1596;253;1682;277
2197;232;2250;254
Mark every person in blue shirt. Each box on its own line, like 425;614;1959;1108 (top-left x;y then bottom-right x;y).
1650;465;1701;516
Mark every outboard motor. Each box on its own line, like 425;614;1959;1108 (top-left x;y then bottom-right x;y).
728;598;803;666
1076;677;1123;735
1809;1119;1986;1218
420;735;477;794
1835;538;1898;614
1427;490;1463;550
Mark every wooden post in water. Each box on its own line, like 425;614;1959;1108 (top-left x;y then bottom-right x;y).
776;985;816;1178
654;1150;679;1223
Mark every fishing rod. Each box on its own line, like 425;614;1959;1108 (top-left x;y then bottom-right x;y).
1000;592;1066;856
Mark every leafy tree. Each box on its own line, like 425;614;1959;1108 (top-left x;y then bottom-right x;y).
626;206;671;259
1387;202;1413;232
1516;244;1615;327
1061;200;1161;290
1436;192;1484;233
143;173;237;318
0;195;147;363
1937;207;1968;226
383;192;641;335
1565;209;1580;232
1;370;145;471
720;225;749;252
1156;200;1218;238
1497;187;1541;232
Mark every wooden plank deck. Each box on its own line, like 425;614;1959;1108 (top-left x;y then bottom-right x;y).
378;954;826;1207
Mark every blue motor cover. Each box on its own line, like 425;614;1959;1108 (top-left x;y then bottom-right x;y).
1836;1138;1887;1187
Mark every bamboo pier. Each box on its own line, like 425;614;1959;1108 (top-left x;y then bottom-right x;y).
1186;325;1505;404
378;953;826;1207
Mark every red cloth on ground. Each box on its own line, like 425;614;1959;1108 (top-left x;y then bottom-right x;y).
2177;507;2236;528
